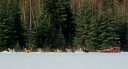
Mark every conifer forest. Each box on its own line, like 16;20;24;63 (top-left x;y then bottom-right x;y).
0;0;128;52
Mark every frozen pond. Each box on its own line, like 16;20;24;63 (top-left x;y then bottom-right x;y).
0;52;128;69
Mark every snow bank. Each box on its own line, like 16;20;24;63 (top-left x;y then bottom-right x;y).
0;52;128;69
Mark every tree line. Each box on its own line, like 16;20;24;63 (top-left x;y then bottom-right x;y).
0;0;128;52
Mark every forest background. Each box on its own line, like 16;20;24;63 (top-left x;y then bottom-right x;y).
0;0;128;52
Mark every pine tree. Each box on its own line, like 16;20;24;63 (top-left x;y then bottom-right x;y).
117;15;128;51
98;0;119;49
74;0;121;51
36;9;51;49
43;0;74;50
52;0;67;49
115;0;128;51
13;0;26;51
0;0;23;51
0;0;7;51
55;27;65;50
74;0;93;50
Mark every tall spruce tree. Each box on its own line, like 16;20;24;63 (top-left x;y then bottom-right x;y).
55;0;74;49
0;0;8;51
0;0;23;51
87;0;120;50
117;15;128;51
98;0;120;49
115;0;128;51
43;0;74;50
74;0;93;50
35;1;51;49
12;0;25;50
74;0;121;51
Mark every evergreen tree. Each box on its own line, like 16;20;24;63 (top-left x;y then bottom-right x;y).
36;9;51;49
87;0;120;50
0;0;7;51
55;27;65;50
117;15;128;51
96;11;120;50
12;0;25;50
0;0;23;51
74;0;120;51
43;0;74;50
98;0;120;49
74;1;93;50
115;0;128;51
60;0;75;48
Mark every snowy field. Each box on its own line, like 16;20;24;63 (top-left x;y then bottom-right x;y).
0;52;128;69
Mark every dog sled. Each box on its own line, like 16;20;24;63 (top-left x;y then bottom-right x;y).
102;47;120;53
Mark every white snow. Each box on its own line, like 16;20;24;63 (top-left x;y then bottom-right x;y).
0;52;128;69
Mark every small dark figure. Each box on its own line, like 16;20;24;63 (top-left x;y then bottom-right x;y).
83;49;89;53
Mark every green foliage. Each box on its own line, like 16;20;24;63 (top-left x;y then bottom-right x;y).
74;1;93;49
43;0;74;49
96;11;120;49
25;29;36;49
74;0;121;51
54;28;65;50
36;9;51;48
14;42;21;52
116;15;128;50
0;0;128;52
0;0;23;51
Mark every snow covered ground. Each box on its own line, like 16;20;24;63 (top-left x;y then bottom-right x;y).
0;52;128;69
